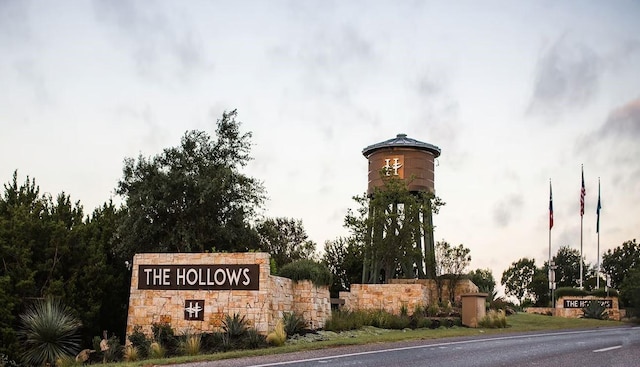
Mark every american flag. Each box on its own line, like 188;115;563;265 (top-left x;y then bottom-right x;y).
580;167;585;217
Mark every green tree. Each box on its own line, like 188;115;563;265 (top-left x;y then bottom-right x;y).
552;245;588;289
528;266;551;306
256;217;316;270
18;298;81;366
501;258;536;305
468;268;496;297
115;110;265;258
322;237;363;297
0;172;51;357
602;239;640;289
619;266;640;308
435;241;471;303
65;202;130;345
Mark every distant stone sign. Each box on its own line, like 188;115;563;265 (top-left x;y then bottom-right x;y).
184;300;204;320
563;299;612;309
137;264;260;290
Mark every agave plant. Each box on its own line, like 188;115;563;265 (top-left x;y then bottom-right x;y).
18;298;81;366
582;300;608;320
222;313;248;338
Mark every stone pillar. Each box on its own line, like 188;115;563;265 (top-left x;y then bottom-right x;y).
461;293;488;328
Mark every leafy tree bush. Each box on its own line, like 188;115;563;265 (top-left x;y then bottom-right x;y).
152;322;178;356
127;326;150;358
620;266;640;308
501;258;536;305
468;268;496;296
256;217;316;269
18;298;81;366
322;237;363;297
278;260;332;287
555;287;588;298
589;289;619;297
115;110;265;258
602;239;640;289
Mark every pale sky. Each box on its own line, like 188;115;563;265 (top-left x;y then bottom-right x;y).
2;0;639;294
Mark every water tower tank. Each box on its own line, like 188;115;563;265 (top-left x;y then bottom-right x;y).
362;133;441;196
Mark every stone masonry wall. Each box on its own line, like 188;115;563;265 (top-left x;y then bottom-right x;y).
555;296;620;320
293;280;331;330
525;296;621;321
339;279;478;315
126;253;330;338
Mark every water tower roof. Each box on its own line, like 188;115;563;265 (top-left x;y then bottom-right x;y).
362;133;441;157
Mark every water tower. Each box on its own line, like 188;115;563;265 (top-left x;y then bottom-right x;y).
361;133;441;283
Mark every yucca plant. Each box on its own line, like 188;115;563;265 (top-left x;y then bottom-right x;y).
18;298;81;367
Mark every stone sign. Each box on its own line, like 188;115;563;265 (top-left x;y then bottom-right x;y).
137;264;260;290
563;299;613;309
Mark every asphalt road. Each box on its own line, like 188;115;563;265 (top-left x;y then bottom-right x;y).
185;326;640;367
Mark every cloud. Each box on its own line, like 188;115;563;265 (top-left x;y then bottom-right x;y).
493;194;524;227
0;0;30;42
599;98;640;138
92;0;209;82
410;71;462;166
528;36;601;117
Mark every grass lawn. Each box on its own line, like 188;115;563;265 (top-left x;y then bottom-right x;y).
109;313;627;367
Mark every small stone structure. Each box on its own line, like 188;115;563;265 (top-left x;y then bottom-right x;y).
126;253;331;338
339;279;478;315
460;293;488;328
525;296;621;321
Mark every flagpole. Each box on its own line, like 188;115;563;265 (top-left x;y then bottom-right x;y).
580;165;585;290
549;179;553;306
596;177;601;289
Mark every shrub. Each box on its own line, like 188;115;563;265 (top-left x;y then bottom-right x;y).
148;342;165;359
18;298;82;367
266;320;286;346
324;310;365;332
282;312;307;336
200;332;224;353
426;303;440;317
278;260;332;287
589;289;619;297
128;326;150;358
555;287;588;298
152;322;178;356
479;310;508;328
243;328;267;349
123;345;139;361
415;317;431;329
180;333;201;356
93;334;122;363
582;301;608;320
0;354;19;367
